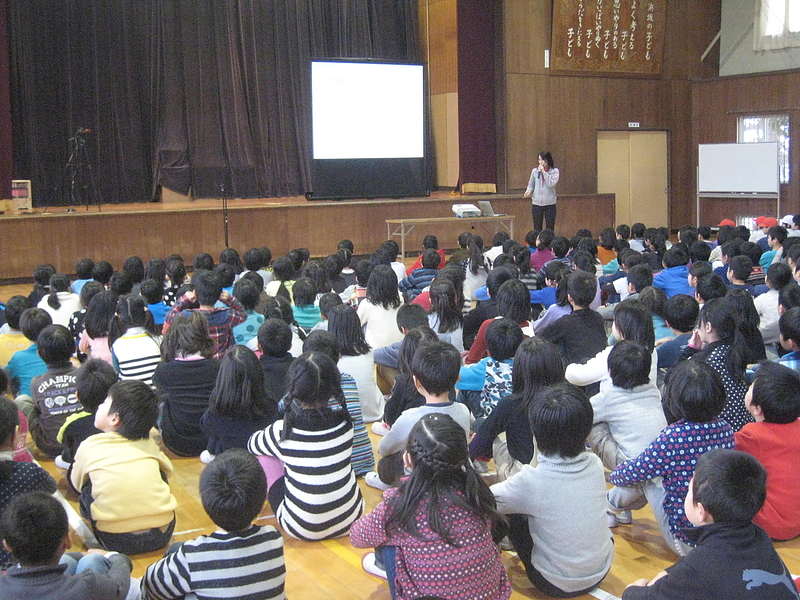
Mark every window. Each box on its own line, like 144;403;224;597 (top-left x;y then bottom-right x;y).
755;0;800;50
737;114;790;184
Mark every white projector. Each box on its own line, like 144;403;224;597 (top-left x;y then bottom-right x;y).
452;203;481;218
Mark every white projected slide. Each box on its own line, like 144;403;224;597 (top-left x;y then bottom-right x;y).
312;61;424;160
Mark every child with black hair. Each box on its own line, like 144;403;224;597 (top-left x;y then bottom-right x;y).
256;318;295;400
139;278;168;332
231;277;264;346
399;249;441;302
38;273;82;327
0;295;32;366
349;258;373;308
310;291;343;332
735;361;800;540
109;294;163;387
15;324;81;457
467;278;531;363
301;331;374;476
0;492;134;598
687;260;713;289
373;303;430;395
248;352;364;540
426;279;465;352
193;252;214;272
609;360;735;555
657;293;699;370
70;281;105;364
588;341;665;470
726;255;755;293
72;258;95;295
0;402;57;569
162;259;187;307
71;380;178;554
109;271;134;296
777;306;800;373
28;263;55;306
404;234;445;276
92;261;114;288
357;264;403;349
291;277;321;331
55;359;118;475
78;290;119;365
200;345;276;463
265;256;296;301
7;308;51;397
250;296;305;357
622;449;799;599
164;269;246;359
153;312;220;457
371;342;472;490
755;262;794;347
352;413;511;599
240;247;271;288
491;382;615;597
213;263;236;297
142;449;286;599
695;272;728;305
456;318;523;419
652;248;693;298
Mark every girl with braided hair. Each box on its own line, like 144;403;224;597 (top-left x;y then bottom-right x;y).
351;412;511;600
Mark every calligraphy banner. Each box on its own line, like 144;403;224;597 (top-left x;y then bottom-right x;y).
551;0;666;76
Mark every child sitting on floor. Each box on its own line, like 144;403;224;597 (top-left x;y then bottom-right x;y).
7;308;51;398
622;449;799;599
491;382;615;597
735;361;800;541
141;449;286;600
71;380;178;554
608;360;735;555
0;492;134;599
56;359;118;477
351;413;511;599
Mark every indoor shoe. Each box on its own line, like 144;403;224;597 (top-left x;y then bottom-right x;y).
607;509;632;528
371;421;390;436
362;552;387;580
365;471;392;491
54;455;70;470
200;450;216;464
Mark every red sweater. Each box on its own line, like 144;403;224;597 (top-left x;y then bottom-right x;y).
735;418;800;541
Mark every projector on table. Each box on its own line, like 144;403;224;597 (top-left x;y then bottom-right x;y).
452;203;481;218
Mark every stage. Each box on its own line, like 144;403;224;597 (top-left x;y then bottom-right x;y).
0;191;614;281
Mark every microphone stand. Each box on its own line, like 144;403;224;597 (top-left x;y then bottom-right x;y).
221;183;229;249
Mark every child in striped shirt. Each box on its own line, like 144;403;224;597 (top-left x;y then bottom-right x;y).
248;352;364;541
141;449;286;600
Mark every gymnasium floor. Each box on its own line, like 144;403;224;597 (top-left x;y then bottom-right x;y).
2;283;798;599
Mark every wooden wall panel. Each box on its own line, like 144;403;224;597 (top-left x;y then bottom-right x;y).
0;195;613;281
692;70;800;221
501;0;720;230
419;0;457;96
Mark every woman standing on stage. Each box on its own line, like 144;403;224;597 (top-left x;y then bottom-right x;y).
524;151;560;232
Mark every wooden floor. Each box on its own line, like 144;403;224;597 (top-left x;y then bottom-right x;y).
2;281;798;598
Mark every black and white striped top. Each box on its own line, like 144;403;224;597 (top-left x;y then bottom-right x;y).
248;409;364;541
110;327;162;388
141;524;285;599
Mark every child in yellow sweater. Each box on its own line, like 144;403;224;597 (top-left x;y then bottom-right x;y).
71;380;177;554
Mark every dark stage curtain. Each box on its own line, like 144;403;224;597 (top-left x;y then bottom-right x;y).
8;0;419;205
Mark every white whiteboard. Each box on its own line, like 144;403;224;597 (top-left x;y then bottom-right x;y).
698;143;779;193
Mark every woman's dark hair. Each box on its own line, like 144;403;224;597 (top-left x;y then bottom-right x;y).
292;277;316;308
123;256;145;284
144;258;166;286
0;399;20;481
84;290;119;339
538;151;554;169
366;265;400;310
233;277;260;311
466;235;488;276
282;352;349;441
663;360;727;423
161;312;215;361
220;248;244;274
384;413;504;545
427;280;462;334
46;274;70;310
613;299;655;352
397;326;439;376
208;345;275;420
328;304;370;356
508;337;565;414
108;294;159;347
599;227;616;250
697;297;748;381
302;261;330;296
495;279;530;323
91;261;113;285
